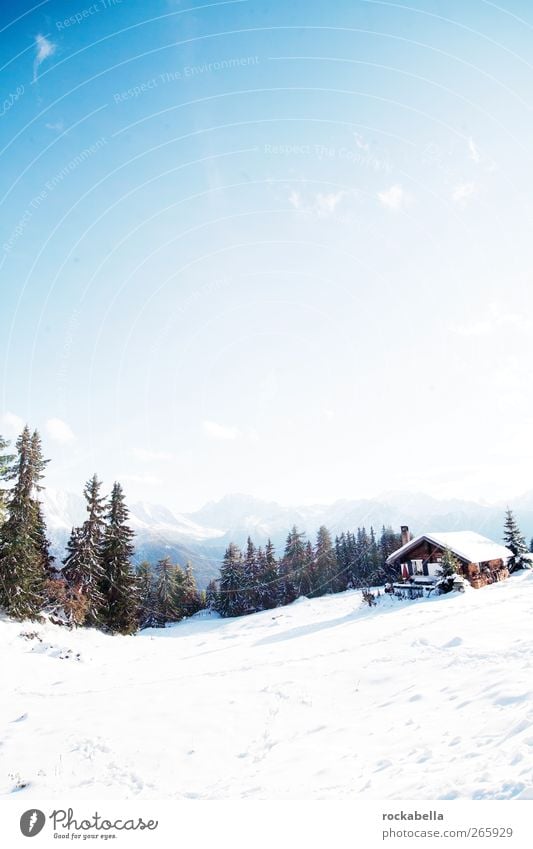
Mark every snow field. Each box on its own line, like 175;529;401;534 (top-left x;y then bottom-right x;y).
1;572;532;800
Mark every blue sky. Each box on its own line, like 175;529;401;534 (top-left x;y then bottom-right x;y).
1;0;533;510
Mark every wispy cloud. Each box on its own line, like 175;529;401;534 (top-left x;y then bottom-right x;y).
452;302;532;337
45;417;75;443
1;411;24;436
452;181;476;203
33;34;56;81
45;120;64;133
202;420;241;441
353;132;370;151
467;137;496;172
288;189;346;218
378;184;410;211
468;137;481;164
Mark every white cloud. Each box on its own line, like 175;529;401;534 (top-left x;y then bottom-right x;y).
45;120;64;133
134;448;175;462
202;420;241;441
452;302;532;337
468;137;481;164
452;181;476;203
288;189;346;217
45;417;75;443
314;191;346;216
33;34;56;81
353;132;369;151
288;189;302;210
378;184;409;211
1;411;25;436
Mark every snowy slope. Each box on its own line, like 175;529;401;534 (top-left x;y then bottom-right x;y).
1;574;533;800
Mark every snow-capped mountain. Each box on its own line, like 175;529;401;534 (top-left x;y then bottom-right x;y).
41;489;533;588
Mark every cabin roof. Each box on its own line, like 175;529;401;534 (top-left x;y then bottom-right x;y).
386;531;513;566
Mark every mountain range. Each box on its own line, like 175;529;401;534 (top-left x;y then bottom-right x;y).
41;489;533;589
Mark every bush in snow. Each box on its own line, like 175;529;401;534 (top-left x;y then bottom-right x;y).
436;547;460;594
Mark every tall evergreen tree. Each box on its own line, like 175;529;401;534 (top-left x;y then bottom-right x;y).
313;526;336;595
216;543;246;617
503;508;530;572
0;427;48;619
28;431;54;579
0;434;14;524
256;539;279;610
300;540;315;597
205;578;219;611
136;560;159;628
154;557;181;623
100;482;138;634
62;474;106;627
178;561;202;618
243;537;259;613
279;526;306;604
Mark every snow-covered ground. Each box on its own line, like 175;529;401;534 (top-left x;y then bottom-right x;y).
1;574;533;800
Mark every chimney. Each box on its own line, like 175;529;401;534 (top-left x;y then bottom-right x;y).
401;525;410;547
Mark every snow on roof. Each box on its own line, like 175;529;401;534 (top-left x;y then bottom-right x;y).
386;531;513;565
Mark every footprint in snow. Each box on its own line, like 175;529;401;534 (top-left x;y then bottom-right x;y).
442;637;463;648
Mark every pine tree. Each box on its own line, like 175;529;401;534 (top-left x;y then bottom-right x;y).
205;578;219;611
0;427;48;619
0;434;14;524
379;526;402;582
62;474;107;627
34;500;56;584
136;561;154;627
436;547;459;593
299;540;315;597
256;539;279;610
216;543;246;617
334;533;349;593
503;508;530;572
279;526;306;604
100;482;138;634
243;537;258;613
154;557;181;623
313;526;336;596
179;561;202;618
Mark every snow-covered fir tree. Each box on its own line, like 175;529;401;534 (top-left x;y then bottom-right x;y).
436;547;459;594
503;508;530;572
0;427;49;619
313;525;336;595
216;542;247;617
179;561;202;618
62;474;107;627
243;537;259;613
100;482;138;634
259;539;279;610
154;557;182;624
205;578;219;611
279;526;306;605
0;433;14;524
136;561;158;628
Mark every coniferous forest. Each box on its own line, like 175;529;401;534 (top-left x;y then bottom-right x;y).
0;426;530;633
